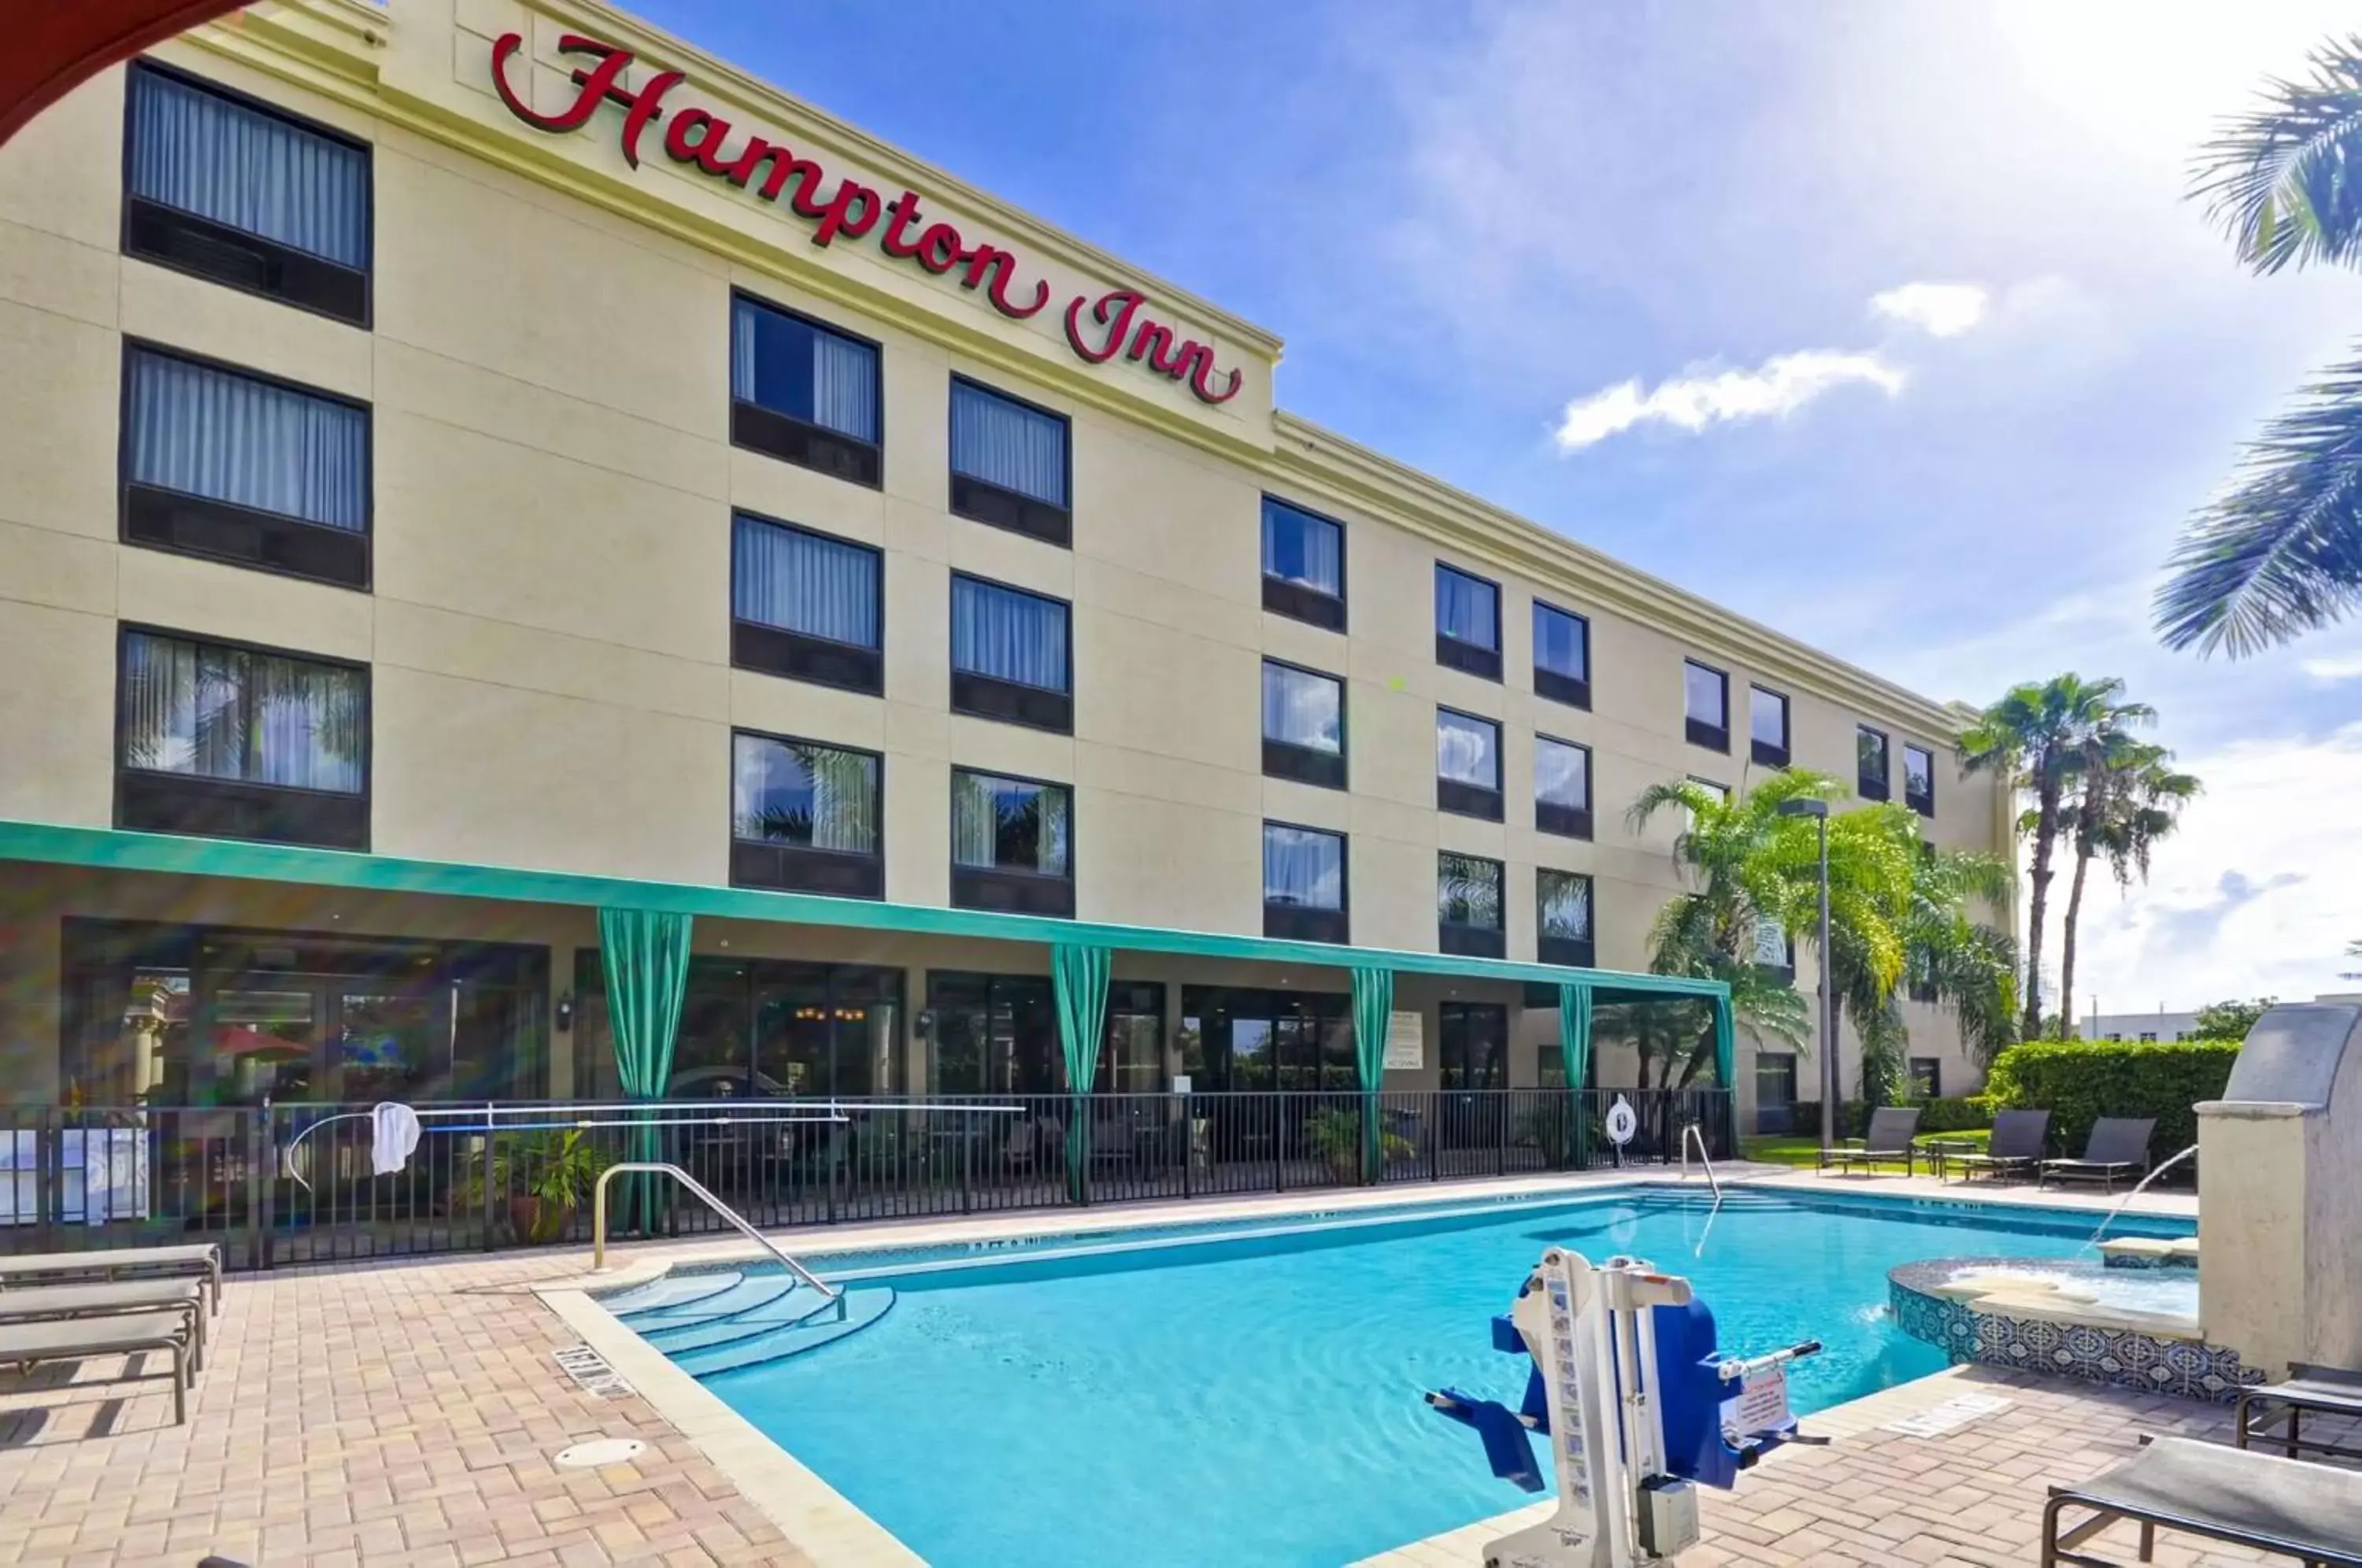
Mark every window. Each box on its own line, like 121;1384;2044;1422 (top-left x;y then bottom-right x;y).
120;344;370;590
1102;982;1168;1093
1903;743;1936;817
729;293;883;486
1537;869;1594;967
1534;735;1593;840
1263;822;1347;943
1436;708;1504;821
123;62;371;324
730;513;883;693
1179;985;1353;1093
1750;685;1790;767
1260;497;1345;631
928;971;1057;1094
1435;564;1503;680
1438;1001;1508;1090
1261;660;1345;790
1532;601;1590;708
729;731;883;899
950;769;1073;916
117;627;368;849
1684;660;1730;752
1753;915;1794;980
1908;1057;1942;1098
950;377;1071;546
1754;1053;1798;1133
1857;724;1891;801
1539;1045;1567;1089
951;575;1072;733
1438;852;1505;958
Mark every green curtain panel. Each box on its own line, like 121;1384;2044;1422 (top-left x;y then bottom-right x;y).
1052;943;1112;1200
598;907;694;1232
1711;992;1735;1090
1350;967;1394;1182
1558;981;1594;1170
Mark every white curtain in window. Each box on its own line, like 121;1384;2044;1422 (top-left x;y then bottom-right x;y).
1262;825;1342;909
951;382;1067;505
1260;499;1342;593
127;350;366;531
1539;872;1593;939
1435;567;1498;649
812;328;878;442
1436;711;1499;788
120;632;363;793
1533;603;1587;678
731;734;877;852
953;772;1070;875
730;298;879;443
731;516;879;646
128;68;368;267
1261;663;1341;752
1438;852;1502;929
1535;738;1589;808
952;578;1068;690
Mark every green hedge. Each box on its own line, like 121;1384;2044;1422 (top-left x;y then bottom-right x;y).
1788;1096;1991;1138
1981;1039;2240;1163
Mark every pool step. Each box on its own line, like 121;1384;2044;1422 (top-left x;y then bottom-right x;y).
629;1273;801;1325
642;1282;839;1353
673;1286;896;1377
602;1270;746;1317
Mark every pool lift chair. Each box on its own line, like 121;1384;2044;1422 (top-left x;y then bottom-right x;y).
1425;1248;1821;1566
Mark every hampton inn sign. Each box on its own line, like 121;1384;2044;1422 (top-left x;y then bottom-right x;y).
491;32;1243;405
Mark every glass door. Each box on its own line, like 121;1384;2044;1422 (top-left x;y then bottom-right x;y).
328;985;448;1104
206;976;324;1104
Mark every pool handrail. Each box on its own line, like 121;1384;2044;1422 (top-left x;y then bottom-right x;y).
1681;1122;1723;1205
590;1160;839;1301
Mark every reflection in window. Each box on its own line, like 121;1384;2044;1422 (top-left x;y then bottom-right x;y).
1436;709;1501;788
1438;852;1504;931
120;631;365;794
731;734;879;853
952;770;1071;876
1262;661;1342;753
1535;737;1590;809
1538;871;1593;941
1261;497;1342;595
1685;660;1728;730
1534;602;1589;682
1435;564;1500;650
1263;823;1345;910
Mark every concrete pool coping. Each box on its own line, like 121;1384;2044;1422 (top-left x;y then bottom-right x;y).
531;1167;2201;1567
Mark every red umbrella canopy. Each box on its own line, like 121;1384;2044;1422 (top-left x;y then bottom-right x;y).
213;1024;305;1063
0;2;251;150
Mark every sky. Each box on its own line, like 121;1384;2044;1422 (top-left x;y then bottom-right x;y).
632;0;2362;1017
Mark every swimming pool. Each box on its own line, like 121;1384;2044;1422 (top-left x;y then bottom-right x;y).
631;1188;2194;1567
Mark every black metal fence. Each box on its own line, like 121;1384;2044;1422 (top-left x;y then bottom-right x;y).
0;1088;1733;1270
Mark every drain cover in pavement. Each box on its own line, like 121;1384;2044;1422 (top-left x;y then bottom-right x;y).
555;1438;646;1468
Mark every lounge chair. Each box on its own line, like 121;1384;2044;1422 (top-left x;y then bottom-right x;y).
2038;1118;2157;1192
2040;1435;2362;1567
2236;1362;2362;1464
0;1241;220;1311
0;1311;194;1426
1945;1109;2052;1183
0;1278;208;1372
1817;1107;1923;1177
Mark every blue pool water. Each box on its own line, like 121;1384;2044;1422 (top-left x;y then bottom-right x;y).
687;1190;2192;1567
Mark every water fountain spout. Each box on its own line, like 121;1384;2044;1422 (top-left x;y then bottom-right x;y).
2082;1144;2198;1252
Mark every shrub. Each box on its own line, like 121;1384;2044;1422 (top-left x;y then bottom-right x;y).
1981;1039;2240;1164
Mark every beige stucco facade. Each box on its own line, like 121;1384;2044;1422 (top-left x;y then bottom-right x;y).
0;0;2007;1114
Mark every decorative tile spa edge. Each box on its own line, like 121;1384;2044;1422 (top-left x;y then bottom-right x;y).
1888;1259;2265;1404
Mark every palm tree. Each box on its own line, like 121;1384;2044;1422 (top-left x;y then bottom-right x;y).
2157;36;2362;654
2054;711;2169;1033
1959;675;2135;1041
2059;741;2199;1033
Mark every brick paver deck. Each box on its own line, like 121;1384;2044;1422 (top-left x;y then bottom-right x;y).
0;1250;806;1567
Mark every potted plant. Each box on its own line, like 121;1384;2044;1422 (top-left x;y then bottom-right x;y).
1304;1107;1413;1182
459;1130;615;1245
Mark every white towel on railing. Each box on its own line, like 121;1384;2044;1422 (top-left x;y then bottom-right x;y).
371;1102;421;1176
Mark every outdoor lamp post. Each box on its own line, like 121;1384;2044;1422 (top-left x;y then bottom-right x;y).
1777;797;1836;1152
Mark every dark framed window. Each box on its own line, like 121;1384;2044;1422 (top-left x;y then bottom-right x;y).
1263;822;1347;944
116;625;368;850
1103;982;1168;1093
729;730;883;900
1754;1053;1798;1133
120;342;371;590
1750;685;1790;768
927;971;1057;1094
951;768;1073;917
1435;564;1502;680
1439;1001;1508;1089
729;292;883;486
1532;600;1590;708
1438;851;1505;959
1683;660;1729;752
1535;735;1593;840
122;61;372;325
1179;984;1353;1093
1903;743;1936;817
1753;916;1795;982
950;376;1071;546
1537;869;1594;968
1436;707;1503;821
1857;724;1891;801
1908;1057;1942;1098
1260;496;1345;631
1261;659;1345;790
730;512;883;694
951;575;1072;733
578;955;905;1100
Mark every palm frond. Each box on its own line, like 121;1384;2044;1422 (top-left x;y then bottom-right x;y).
2155;352;2362;656
2191;35;2362;275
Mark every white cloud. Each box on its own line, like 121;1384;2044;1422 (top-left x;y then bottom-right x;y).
1553;350;1905;450
1870;281;1990;338
2298;653;2362;682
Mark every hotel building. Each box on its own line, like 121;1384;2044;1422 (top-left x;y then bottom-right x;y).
0;0;2007;1144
